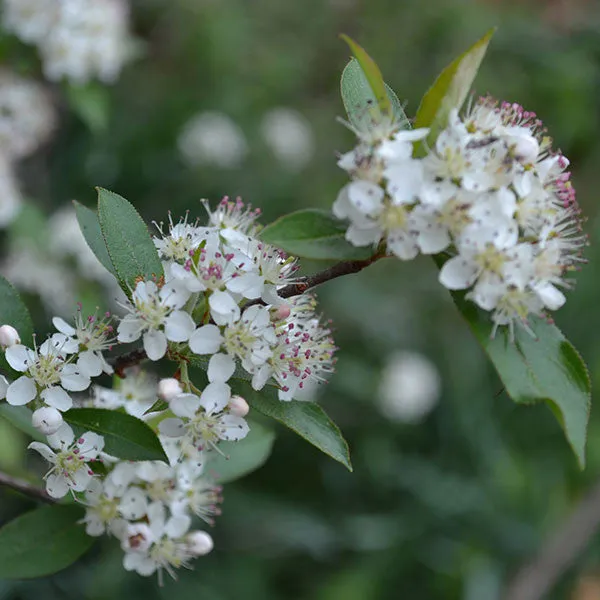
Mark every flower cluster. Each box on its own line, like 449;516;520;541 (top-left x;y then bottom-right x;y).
334;96;586;336
115;197;336;401
2;0;134;84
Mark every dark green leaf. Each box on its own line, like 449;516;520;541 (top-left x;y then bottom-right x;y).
65;83;110;134
64;408;168;462
208;420;275;483
450;289;590;468
97;187;163;292
73;200;118;278
231;380;352;471
260;209;373;260
340;35;391;116
0;275;34;377
341;58;408;134
0;504;94;579
414;28;495;153
0;404;43;441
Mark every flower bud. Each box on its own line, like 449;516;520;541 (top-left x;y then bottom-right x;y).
121;523;153;553
0;324;20;348
270;303;291;322
228;395;249;417
32;407;63;435
158;378;183;402
186;530;214;556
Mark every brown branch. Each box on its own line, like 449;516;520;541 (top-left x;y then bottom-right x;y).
110;253;387;372
0;471;55;503
503;478;600;600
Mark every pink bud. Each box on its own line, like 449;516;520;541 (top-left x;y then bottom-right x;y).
186;531;214;556
32;407;63;435
228;395;249;417
0;324;20;348
271;304;291;322
158;378;183;402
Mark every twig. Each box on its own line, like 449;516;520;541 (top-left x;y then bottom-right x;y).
111;253;387;372
0;471;54;503
503;478;600;600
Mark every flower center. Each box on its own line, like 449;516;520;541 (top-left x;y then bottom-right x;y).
56;449;86;478
475;245;507;276
379;203;408;231
29;353;63;386
136;298;170;330
189;413;222;447
223;322;257;361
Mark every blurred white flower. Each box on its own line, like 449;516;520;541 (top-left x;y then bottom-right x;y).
0;70;55;160
260;107;315;171
177;112;248;169
3;0;134;84
377;351;441;423
0;156;22;227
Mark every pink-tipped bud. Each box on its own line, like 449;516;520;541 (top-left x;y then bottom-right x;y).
32;407;63;435
186;531;214;556
0;325;20;348
158;378;183;402
271;303;291;322
121;523;153;553
228;395;249;417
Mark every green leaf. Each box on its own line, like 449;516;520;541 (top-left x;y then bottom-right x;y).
231;380;352;471
97;187;163;292
65;83;110;134
208;420;276;483
0;275;34;377
340;35;391;116
341;58;408;134
450;291;590;468
0;504;94;579
0;404;43;441
414;28;495;153
64;408;168;462
73;200;118;278
260;209;373;260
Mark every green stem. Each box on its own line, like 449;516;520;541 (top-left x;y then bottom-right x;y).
180;360;191;393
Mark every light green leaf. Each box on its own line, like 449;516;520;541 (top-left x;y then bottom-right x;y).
232;381;352;471
340;35;391;116
414;28;495;153
0;275;34;377
0;504;94;579
64;408;168;462
260;209;373;260
65;83;110;134
73;200;118;278
208;420;275;483
450;289;590;468
341;58;408;134
0;404;43;441
97;187;163;292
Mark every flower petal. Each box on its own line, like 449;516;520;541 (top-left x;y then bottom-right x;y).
143;330;167;361
208;353;236;384
41;386;73;412
188;324;223;355
6;376;36;406
164;310;195;342
199;382;231;413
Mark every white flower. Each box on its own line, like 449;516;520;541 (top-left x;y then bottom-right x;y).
153;213;211;264
201;196;262;237
0;324;20;347
158;388;249;452
377;351;441;423
122;501;193;581
158;378;183;402
92;368;158;418
117;280;194;361
185;531;214;556
178;112;248;169
260;107;315;171
52;310;115;377
228;395;249;418
5;339;90;411
32;406;63;435
28;422;104;498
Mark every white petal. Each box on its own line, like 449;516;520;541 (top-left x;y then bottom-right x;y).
47;422;75;449
45;473;70;498
60;365;90;391
165;515;191;538
208;353;236;383
536;283;566;310
346;224;382;247
164;311;195;342
52;316;76;335
209;291;240;326
199;382;231;413
28;442;56;463
143;330;167;361
219;414;250;441
188;325;223;355
5;345;34;372
170;394;201;419
70;468;93;492
158;418;186;437
6;376;36;405
226;273;264;299
41;386;73;412
0;375;8;400
252;364;272;390
439;256;479;290
120;488;148;520
347;180;384;215
78;432;105;457
387;232;419;261
77;351;103;377
117;316;144;343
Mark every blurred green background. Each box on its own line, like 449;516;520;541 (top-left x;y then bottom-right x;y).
2;0;600;598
